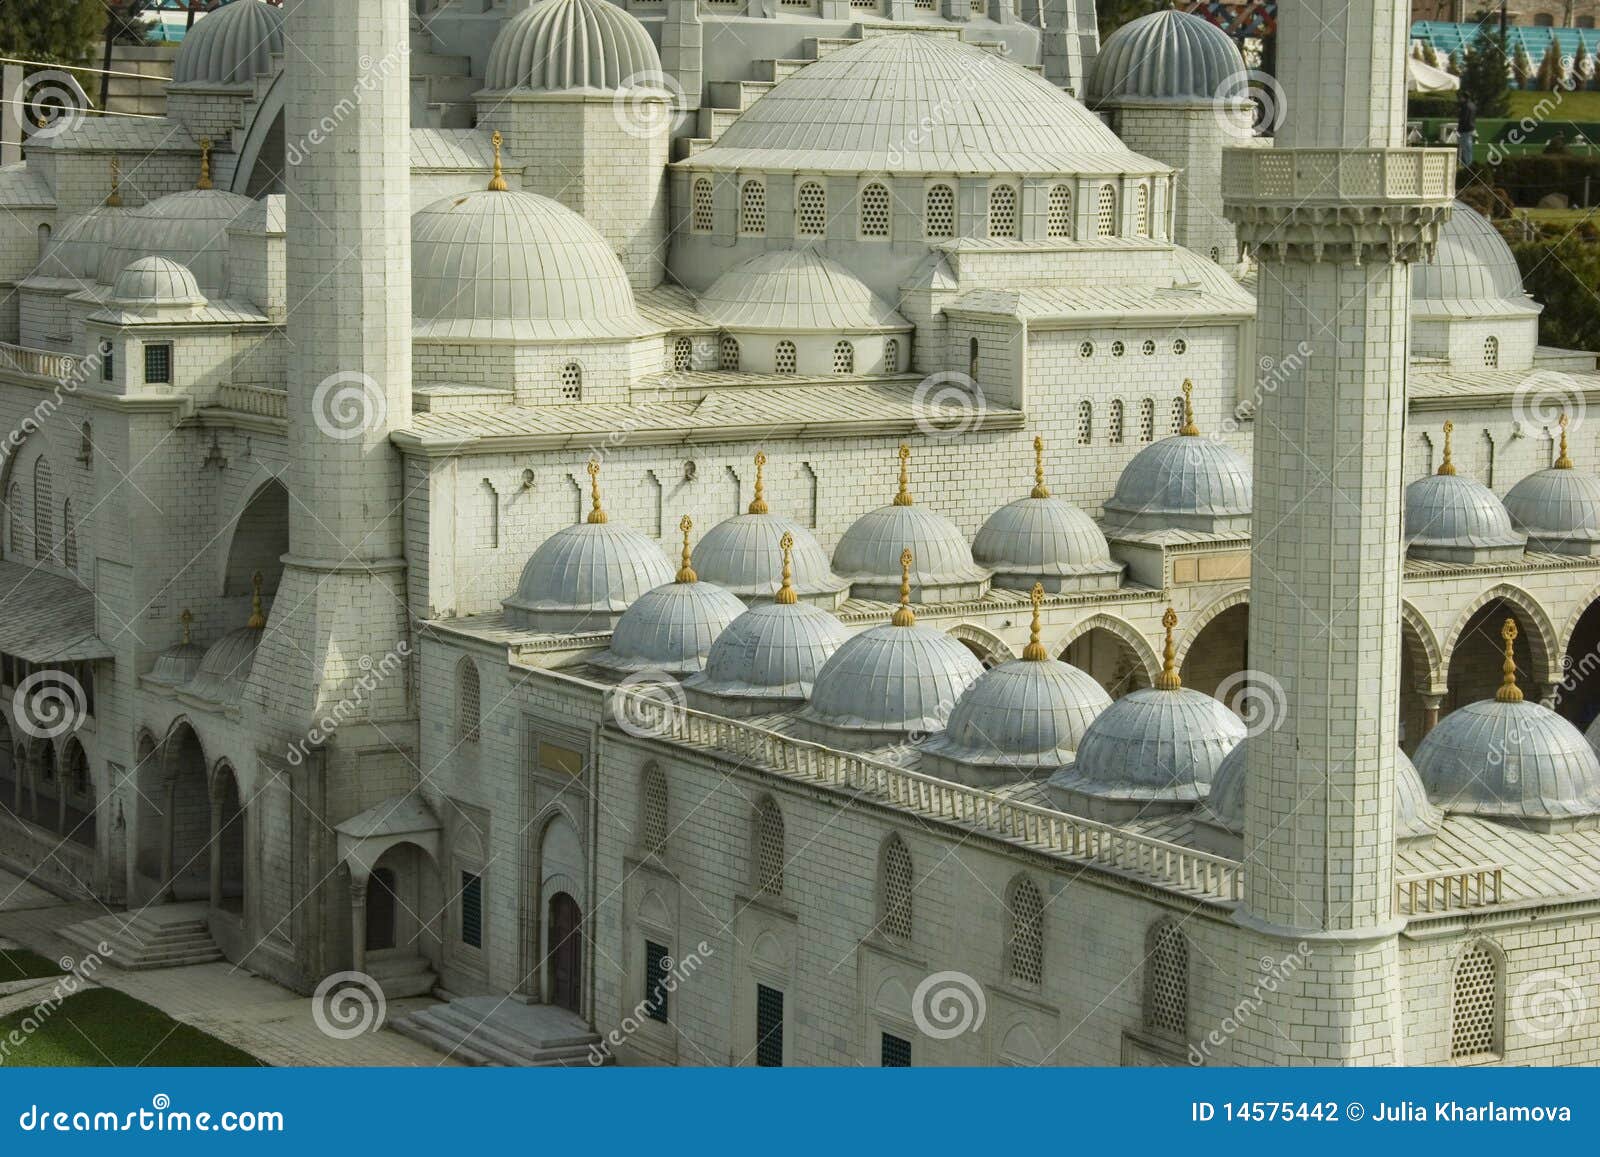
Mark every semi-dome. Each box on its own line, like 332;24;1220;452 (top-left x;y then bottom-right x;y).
146;611;207;688
1413;202;1532;315
688;33;1164;175
972;437;1124;592
109;256;206;309
691;453;850;606
697;251;909;332
98;183;256;297
1102;383;1252;534
1047;609;1244;817
183;581;268;705
1405;422;1525;562
1206;738;1441;842
921;588;1113;786
831;445;991;604
503;463;674;632
172;0;285;87
1504;418;1600;556
411;182;649;340
1089;8;1248;104
590;518;747;675
485;0;664;92
1414;621;1600;829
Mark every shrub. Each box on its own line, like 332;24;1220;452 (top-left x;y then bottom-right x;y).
1511;233;1600;352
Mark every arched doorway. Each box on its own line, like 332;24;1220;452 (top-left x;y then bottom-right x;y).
161;724;212;900
1446;599;1538;713
1179;603;1249;703
60;738;94;847
212;763;245;914
1062;627;1151;700
363;842;443;966
1559;597;1600;730
223;480;289;597
547;892;583;1014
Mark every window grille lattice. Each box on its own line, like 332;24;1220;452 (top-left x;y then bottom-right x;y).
775;341;797;374
1483;336;1499;368
1097;185;1117;236
1047;185;1073;238
33;459;51;562
988;185;1018;239
739;180;766;234
1171;396;1185;434
797;182;826;236
1451;946;1498;1058
720;335;740;370
1144;922;1188;1038
1139;398;1155;442
673;336;692;371
457;660;480;742
833;340;854;375
1006;876;1044;986
860;183;890;237
925;184;955;238
642;765;669;855
692;179;714;232
883;338;899;373
1109;400;1124;444
1077;400;1093;445
1135;184;1150;236
560;362;582;401
880;837;914;941
755;800;785;896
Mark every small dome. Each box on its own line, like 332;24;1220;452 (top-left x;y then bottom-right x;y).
99;188;257;297
146;640;207;688
1103;434;1252;534
686;601;853;705
1413;202;1531;314
923;657;1112;773
184;627;262;704
973;441;1123;592
411;188;649;340
110;256;206;308
172;0;285;87
1090;8;1248;104
693;514;849;604
591;579;746;675
1207;738;1441;841
1405;435;1524;562
1504;434;1600;555
1051;686;1243;803
505;522;674;632
485;0;664;92
1416;699;1600;826
35;205;134;281
697;251;909;332
800;620;985;739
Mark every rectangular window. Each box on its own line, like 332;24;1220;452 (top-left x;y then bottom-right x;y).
460;871;482;948
644;940;671;1024
101;346;114;382
143;342;172;385
755;984;784;1067
881;1032;911;1067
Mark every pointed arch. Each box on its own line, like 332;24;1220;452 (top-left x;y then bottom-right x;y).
221;473;289;596
1442;584;1561;687
1172;587;1250;669
1052;613;1161;686
946;623;1014;669
1400;600;1445;693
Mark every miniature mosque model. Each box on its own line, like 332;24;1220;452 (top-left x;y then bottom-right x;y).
3;0;1600;1065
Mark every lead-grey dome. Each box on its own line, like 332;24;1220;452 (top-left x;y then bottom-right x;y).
34;205;134;282
109;256;205;309
172;0;285;87
1405;448;1525;562
590;576;746;676
800;614;985;741
184;627;262;704
1413;202;1532;315
698;251;909;333
1504;442;1600;556
685;600;853;705
98;188;256;297
973;445;1123;592
1049;685;1244;803
921;655;1112;775
485;0;664;92
1090;8;1248;104
693;513;850;605
1102;430;1252;534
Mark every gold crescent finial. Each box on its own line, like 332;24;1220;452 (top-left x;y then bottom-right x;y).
1556;413;1574;470
107;156;123;208
179;608;193;645
891;548;916;626
1154;606;1181;690
585;458;608;524
1022;582;1049;661
1497;617;1524;703
1179;380;1199;437
1437;421;1457;476
775;531;798;605
893;444;914;507
676;515;696;583
488;130;509;193
1030;435;1050;499
197;138;213;191
247;571;266;630
748;450;769;515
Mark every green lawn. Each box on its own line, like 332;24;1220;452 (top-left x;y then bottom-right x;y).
1507;89;1600;121
1520;206;1600;227
0;988;262;1066
0;947;64;984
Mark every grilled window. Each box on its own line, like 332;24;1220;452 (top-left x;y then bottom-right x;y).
144;342;172;384
832;340;854;375
720;335;740;371
1451;943;1501;1059
796;181;826;236
1109;400;1125;444
673;336;693;371
457;659;480;743
1077;400;1093;445
641;763;669;856
560;362;582;402
1006;875;1044;986
987;184;1018;239
925;184;955;238
644;940;671;1024
756;984;784;1066
1144;920;1188;1039
881;1033;911;1067
754;798;785;896
460;872;483;948
1096;185;1117;237
692;178;714;233
859;182;890;238
883;338;899;373
775;341;797;374
739;179;766;235
32;459;51;563
1047;184;1074;239
880;835;913;942
1139;397;1155;442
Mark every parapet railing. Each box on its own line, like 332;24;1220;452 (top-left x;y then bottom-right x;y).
1394;865;1504;915
1222;146;1456;203
0;341;78;384
216;383;288;420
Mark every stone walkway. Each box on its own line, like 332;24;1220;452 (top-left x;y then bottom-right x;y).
0;867;460;1067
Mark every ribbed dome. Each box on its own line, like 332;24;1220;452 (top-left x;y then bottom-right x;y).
800;622;985;738
35;205;134;281
972;495;1123;592
411;188;649;340
1416;699;1600;826
690;34;1161;175
485;0;664;92
504;522;674;632
1405;473;1524;555
832;505;990;603
1090;8;1247;104
698;251;908;332
692;514;848;604
1049;686;1244;803
184;628;262;704
1103;434;1253;533
685;601;853;705
922;658;1112;773
146;640;207;688
1413;202;1531;314
591;579;747;675
98;188;256;297
1505;453;1600;556
109;256;206;308
172;0;285;87
1207;738;1441;841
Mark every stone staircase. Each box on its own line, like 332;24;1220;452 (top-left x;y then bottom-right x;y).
394;996;605;1066
58;903;223;971
364;949;438;1000
410;16;479;129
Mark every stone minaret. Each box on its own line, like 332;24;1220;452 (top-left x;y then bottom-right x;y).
1222;0;1453;1064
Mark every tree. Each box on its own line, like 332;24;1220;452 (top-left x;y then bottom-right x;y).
5;0;104;65
1459;22;1512;117
1575;40;1594;92
1513;232;1600;353
96;2;156;109
1424;41;1442;69
1514;43;1536;90
1537;42;1565;90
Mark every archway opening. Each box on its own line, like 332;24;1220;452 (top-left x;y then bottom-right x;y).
213;765;246;913
0;720;15;817
1558;598;1600;731
1062;628;1149;700
164;726;212;901
1447;599;1537;713
364;842;443;966
224;480;289;597
1399;631;1429;755
1179;604;1249;703
547;892;583;1014
26;740;57;831
60;739;94;847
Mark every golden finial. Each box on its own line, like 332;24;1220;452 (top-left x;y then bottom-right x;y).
197;138;213;191
487;130;509;193
775;531;798;606
748;451;769;515
1022;583;1049;661
893;444;914;507
891;548;917;627
247;572;266;630
106;157;123;208
1154;607;1181;690
1556;413;1574;470
585;459;608;524
179;608;193;645
1030;435;1050;499
676;515;697;583
1179;380;1199;437
1496;617;1524;703
1437;421;1457;476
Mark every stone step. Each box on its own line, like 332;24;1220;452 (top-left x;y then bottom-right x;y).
58;905;223;971
391;1014;503;1066
695;106;740;141
804;36;862;60
707;80;774;112
365;954;438;1001
753;58;811;83
412;52;473;78
394;998;605;1067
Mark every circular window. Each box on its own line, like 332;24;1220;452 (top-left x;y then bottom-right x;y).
1141;340;1156;356
1111;341;1125;358
1173;339;1188;356
1079;341;1094;359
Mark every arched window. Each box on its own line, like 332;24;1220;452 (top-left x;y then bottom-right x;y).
987;184;1018;239
1109;399;1124;444
1139;397;1155;442
559;362;583;402
1483;335;1500;368
1135;184;1150;236
1451;941;1503;1059
796;181;826;237
1005;875;1044;986
925;183;956;239
1171;395;1185;434
641;763;669;857
1047;184;1074;239
720;335;740;371
879;834;913;942
739;179;766;234
775;340;797;374
692;177;714;233
1143;920;1188;1039
883;338;900;373
754;797;785;896
32;458;52;562
6;484;22;559
672;336;693;371
1096;184;1118;237
968;337;980;382
1077;399;1093;445
832;340;854;374
61;500;77;572
859;182;890;238
1209;246;1221;263
1534;12;1554;25
456;658;480;743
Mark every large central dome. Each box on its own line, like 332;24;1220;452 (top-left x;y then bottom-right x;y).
687;34;1162;175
